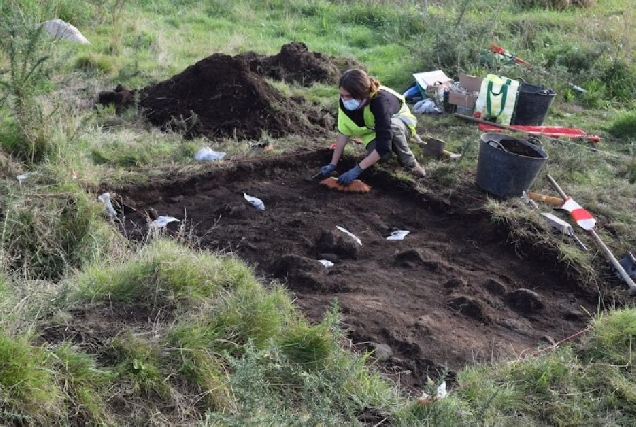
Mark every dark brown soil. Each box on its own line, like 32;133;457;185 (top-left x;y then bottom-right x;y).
97;42;355;141
499;138;543;157
105;150;600;391
237;41;347;87
92;43;608;394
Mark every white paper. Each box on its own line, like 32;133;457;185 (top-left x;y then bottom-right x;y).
387;230;410;241
150;216;180;228
318;259;334;268
244;193;265;211
336;225;362;246
97;192;117;217
195;147;226;161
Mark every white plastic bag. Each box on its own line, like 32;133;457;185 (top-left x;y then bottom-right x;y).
413;99;442;114
195;147;226;161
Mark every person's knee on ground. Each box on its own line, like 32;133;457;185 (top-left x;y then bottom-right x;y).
389;118;425;178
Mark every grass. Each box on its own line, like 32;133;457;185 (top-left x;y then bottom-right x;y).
0;333;62;423
0;0;636;424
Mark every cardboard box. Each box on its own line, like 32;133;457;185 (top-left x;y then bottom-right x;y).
448;74;483;110
459;74;483;92
413;70;453;91
448;92;477;109
413;70;453;104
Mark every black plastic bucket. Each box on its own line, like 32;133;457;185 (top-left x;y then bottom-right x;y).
512;82;556;126
476;132;548;198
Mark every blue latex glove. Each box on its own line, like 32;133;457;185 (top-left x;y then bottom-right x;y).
337;165;363;185
320;163;337;177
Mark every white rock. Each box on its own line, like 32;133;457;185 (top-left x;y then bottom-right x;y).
42;19;90;44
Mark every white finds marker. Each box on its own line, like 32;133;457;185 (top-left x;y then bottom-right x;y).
97;193;117;217
336;226;362;246
318;259;334;268
244;193;265;211
150;216;180;228
387;230;410;241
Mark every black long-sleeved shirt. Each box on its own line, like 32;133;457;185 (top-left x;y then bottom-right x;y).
338;89;400;157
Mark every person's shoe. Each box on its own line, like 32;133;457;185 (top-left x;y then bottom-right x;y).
406;161;426;178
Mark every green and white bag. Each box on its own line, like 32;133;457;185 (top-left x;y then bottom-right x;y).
474;74;520;125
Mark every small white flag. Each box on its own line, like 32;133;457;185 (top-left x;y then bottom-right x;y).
387;230;410;241
336;226;362;246
150;216;179;228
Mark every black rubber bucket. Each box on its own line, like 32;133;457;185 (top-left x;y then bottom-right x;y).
512;82;556;126
476;132;548;198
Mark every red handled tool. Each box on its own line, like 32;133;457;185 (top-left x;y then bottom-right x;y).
546;174;636;295
488;44;586;94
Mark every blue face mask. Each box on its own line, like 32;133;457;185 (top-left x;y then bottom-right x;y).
342;98;362;110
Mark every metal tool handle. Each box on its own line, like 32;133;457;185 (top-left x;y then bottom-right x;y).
546;174;636;295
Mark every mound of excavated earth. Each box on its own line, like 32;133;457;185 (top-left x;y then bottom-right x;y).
97;42;363;141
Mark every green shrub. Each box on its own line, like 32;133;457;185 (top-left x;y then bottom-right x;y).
607;112;636;140
108;334;171;398
0;186;123;280
278;320;333;368
601;59;636;102
544;44;604;75
74;54;116;74
51;344;113;424
407;5;497;79
514;0;595;10
55;0;97;27
583;309;636;366
0;333;61;423
0;119;52;163
74;239;258;308
0;17;56;163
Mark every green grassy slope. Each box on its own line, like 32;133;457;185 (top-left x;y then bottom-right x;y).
1;0;635;424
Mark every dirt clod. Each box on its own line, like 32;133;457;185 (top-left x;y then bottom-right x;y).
315;230;361;260
448;296;492;324
238;41;341;86
444;277;467;289
483;278;508;295
505;288;545;314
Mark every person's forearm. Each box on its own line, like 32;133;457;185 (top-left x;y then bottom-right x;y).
359;150;380;169
330;133;348;165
